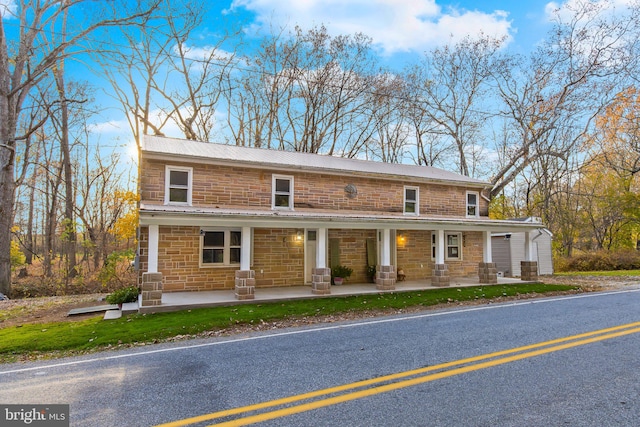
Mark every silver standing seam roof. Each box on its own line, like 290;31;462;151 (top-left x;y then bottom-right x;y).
142;135;489;188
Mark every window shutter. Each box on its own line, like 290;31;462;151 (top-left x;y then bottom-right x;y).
329;238;341;268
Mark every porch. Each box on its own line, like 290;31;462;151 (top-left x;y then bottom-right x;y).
138;276;535;314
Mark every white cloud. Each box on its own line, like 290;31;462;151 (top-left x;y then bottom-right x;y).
230;0;513;54
0;0;17;19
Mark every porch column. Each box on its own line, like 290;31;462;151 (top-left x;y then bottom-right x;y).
521;231;538;281
312;228;331;295
432;229;449;287
240;226;251;270
141;225;163;308
478;230;497;284
376;228;396;290
235;226;256;300
148;224;159;273
316;227;327;269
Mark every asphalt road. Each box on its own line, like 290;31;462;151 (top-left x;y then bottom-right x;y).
1;289;640;426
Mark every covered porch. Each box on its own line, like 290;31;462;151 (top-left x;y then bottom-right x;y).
139;275;535;314
139;208;546;309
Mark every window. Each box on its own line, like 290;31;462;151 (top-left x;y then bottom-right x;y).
431;232;463;261
467;191;479;217
165;166;193;205
404;186;419;215
447;233;461;259
272;175;294;209
201;230;242;266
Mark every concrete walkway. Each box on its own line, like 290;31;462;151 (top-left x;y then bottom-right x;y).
139;277;532;313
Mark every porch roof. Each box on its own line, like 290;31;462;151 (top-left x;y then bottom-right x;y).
142;135;489;188
139;203;545;233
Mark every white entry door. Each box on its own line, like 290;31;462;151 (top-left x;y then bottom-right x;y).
305;230;317;284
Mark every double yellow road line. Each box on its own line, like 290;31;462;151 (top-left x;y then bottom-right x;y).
157;321;640;427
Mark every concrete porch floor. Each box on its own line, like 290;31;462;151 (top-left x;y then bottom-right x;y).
140;277;534;313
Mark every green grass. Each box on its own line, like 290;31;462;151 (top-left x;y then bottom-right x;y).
0;283;576;362
554;270;640;277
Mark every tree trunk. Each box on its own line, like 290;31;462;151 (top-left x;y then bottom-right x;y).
0;153;13;296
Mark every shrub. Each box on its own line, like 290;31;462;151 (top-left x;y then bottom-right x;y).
105;285;139;305
555;250;640;272
331;265;353;279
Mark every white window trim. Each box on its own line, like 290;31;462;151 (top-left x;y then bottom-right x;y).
404;186;420;215
466;191;479;218
199;229;242;268
165;165;193;206
432;232;463;261
272;174;294;210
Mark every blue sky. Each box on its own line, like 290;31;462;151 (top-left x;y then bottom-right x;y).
220;0;556;56
86;0;599;162
9;0;624;164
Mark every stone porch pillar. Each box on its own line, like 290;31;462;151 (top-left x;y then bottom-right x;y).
312;267;332;295
521;231;538;281
141;272;163;307
432;230;450;287
479;230;498;284
376;265;396;290
235;270;256;300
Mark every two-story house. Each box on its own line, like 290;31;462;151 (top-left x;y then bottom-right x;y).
137;135;544;307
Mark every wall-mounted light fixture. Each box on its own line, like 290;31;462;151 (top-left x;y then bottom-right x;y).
504;233;511;240
296;230;303;241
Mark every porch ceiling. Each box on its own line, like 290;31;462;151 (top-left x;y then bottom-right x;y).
139;203;545;232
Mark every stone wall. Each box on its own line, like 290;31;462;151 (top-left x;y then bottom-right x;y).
140;158;488;217
395;230;484;280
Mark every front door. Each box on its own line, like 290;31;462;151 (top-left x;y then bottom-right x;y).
305;230;317;284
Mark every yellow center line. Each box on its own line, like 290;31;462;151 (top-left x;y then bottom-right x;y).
155;321;640;427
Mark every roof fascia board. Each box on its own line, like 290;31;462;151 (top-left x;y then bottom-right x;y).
139;210;544;232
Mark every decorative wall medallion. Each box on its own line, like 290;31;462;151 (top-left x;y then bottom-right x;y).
344;183;358;199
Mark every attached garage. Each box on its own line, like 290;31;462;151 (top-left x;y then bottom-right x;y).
492;221;553;277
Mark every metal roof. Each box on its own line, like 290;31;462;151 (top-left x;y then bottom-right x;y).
142;135;489;187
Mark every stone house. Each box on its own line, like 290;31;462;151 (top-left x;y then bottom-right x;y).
137;135;544;307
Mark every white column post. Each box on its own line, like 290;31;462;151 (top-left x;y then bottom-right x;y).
483;230;492;263
435;229;445;264
316;227;327;269
241;226;251;270
524;231;533;261
381;228;391;265
148;224;159;273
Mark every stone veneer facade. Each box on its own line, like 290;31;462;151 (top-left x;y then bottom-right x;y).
141;159;488;217
138;157;498;292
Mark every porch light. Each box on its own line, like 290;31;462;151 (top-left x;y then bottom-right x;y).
296;230;303;241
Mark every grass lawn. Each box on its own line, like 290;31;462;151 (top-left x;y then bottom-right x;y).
554;270;640;277
0;283;576;363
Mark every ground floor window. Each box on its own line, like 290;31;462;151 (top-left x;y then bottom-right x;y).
201;229;241;266
432;232;463;261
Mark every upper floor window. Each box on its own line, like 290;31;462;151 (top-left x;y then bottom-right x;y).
165;165;192;205
201;229;242;266
404;186;419;215
272;175;294;210
466;191;479;217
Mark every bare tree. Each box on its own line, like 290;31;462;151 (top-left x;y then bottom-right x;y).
405;35;506;177
490;0;635;200
0;0;157;295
